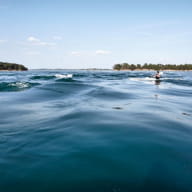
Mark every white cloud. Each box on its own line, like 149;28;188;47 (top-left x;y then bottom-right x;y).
96;50;111;55
71;51;81;56
27;36;56;46
27;36;40;42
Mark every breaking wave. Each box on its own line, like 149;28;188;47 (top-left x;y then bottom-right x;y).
0;81;40;92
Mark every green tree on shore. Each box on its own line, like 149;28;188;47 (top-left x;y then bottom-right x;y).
113;63;192;70
0;62;28;71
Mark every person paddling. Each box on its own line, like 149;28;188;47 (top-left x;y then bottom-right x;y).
154;71;161;79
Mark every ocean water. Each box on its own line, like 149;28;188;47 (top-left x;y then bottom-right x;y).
0;70;192;192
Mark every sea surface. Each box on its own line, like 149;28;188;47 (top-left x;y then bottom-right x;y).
0;70;192;192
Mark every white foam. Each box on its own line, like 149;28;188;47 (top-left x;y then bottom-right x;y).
55;74;73;79
159;71;163;75
144;77;155;81
10;82;29;88
129;77;155;81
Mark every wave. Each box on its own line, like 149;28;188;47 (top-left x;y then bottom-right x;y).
55;74;73;79
129;76;192;86
88;86;136;100
0;81;40;92
30;74;73;82
30;75;55;80
164;79;192;87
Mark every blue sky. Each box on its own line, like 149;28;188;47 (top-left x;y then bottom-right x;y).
0;0;192;69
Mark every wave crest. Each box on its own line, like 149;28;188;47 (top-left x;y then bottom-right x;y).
0;82;40;92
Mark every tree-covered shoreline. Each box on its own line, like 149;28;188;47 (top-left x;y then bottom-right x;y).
0;62;28;71
113;63;192;71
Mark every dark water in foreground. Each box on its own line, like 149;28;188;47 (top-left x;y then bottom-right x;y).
0;70;192;192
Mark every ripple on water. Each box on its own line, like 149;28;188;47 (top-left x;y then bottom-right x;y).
0;70;192;192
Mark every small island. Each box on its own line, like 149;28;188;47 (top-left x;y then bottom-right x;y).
113;63;192;71
0;62;28;71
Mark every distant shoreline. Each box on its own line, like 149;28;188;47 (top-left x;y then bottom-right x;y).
113;69;192;71
27;68;192;71
1;68;192;71
28;68;112;71
0;70;28;71
113;63;192;71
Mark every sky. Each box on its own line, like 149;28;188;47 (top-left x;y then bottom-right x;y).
0;0;192;69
